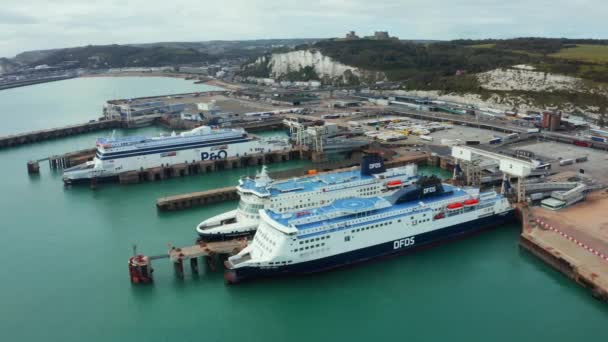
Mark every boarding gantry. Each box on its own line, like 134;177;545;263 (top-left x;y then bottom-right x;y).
451;146;535;203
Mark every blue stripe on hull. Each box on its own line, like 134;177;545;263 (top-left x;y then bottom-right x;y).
98;137;252;160
225;211;515;284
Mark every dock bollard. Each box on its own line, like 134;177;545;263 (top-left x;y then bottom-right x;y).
27;161;40;174
128;255;153;284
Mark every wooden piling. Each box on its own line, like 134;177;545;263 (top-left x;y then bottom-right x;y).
190;258;199;274
27;161;40;174
174;259;184;279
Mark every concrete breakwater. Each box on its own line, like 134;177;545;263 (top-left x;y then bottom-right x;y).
1;120;121;148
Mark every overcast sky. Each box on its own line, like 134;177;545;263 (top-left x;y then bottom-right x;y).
1;0;606;57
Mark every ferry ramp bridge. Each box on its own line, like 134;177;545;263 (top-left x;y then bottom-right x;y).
451;146;535;203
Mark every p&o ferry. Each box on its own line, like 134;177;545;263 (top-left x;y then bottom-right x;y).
196;155;419;241
224;176;514;283
63;126;288;183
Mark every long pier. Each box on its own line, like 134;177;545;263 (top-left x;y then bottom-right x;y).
0;75;76;91
157;186;239;211
48;148;97;169
1;119;121;149
129;239;247;283
156;152;431;211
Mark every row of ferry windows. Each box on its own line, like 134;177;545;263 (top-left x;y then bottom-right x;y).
269;260;293;265
347;216;432;233
258;231;276;246
277;203;322;212
352;221;394;232
299;235;330;245
293;242;326;252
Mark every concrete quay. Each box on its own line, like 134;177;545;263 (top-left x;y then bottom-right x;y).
518;192;608;302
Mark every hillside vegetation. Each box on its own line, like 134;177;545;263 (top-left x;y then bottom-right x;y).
31;45;217;69
312;39;536;89
244;38;608;90
4;39;319;71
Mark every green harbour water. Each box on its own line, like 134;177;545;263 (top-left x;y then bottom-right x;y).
0;77;606;341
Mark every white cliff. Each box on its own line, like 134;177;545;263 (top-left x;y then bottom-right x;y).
477;66;586;92
249;49;384;84
268;50;359;78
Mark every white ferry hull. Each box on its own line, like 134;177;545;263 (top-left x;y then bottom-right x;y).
225;210;515;284
197;158;420;241
196;210;258;241
64;139;286;183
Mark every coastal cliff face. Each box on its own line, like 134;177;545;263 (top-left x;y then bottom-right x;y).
268;50;358;79
247;49;385;85
477;66;589;93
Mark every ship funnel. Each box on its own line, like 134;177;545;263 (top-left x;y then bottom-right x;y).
361;153;385;176
254;165;273;187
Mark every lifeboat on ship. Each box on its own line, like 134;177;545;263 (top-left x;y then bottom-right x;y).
463;198;479;206
446;202;464;210
386;180;403;188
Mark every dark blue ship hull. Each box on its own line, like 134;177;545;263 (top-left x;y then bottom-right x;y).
197;230;255;242
224;210;515;284
63;175;119;185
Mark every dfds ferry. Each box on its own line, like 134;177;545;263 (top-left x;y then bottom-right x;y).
196;155;419;241
224;176;514;283
63;126;288;183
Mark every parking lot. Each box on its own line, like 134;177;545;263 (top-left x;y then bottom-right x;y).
517;141;608;183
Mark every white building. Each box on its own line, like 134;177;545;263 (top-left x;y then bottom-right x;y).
197;101;217;112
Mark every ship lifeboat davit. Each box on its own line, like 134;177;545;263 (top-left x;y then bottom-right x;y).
464;198;479;206
446;202;464;210
295;211;310;217
386;180;403;188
